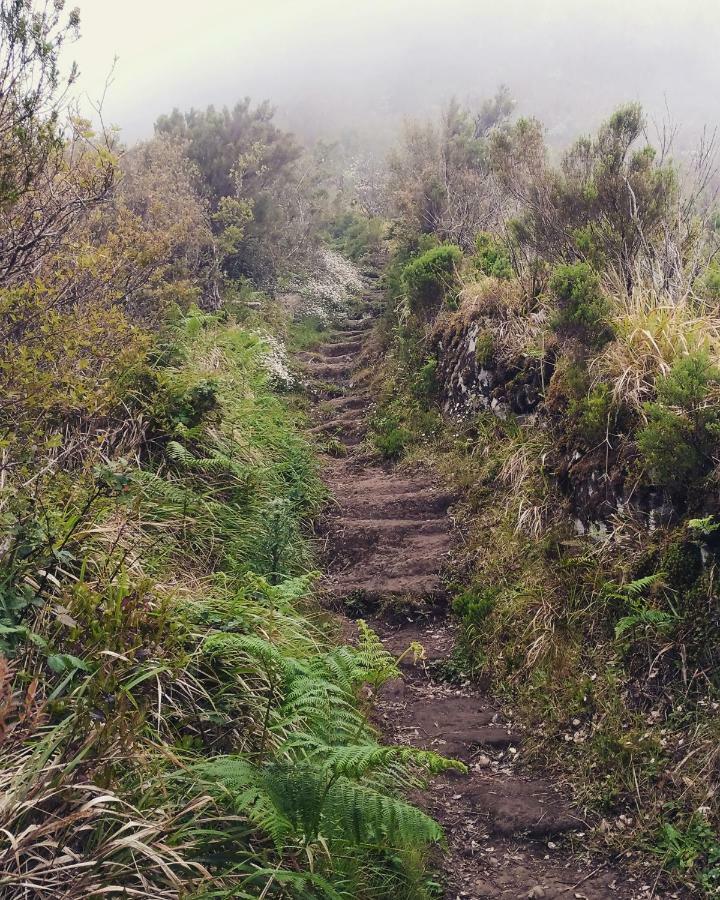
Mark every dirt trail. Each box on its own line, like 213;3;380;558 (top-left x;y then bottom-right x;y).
300;291;676;900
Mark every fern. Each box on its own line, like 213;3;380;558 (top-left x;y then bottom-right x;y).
191;757;446;851
355;620;400;687
320;773;443;846
286;736;465;780
615;608;677;639
602;572;665;601
202;633;289;672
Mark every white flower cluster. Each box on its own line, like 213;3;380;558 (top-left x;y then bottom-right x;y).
294;248;364;325
259;333;296;390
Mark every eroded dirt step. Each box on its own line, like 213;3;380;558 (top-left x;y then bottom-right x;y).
300;360;355;380
318;393;369;413
319;339;363;357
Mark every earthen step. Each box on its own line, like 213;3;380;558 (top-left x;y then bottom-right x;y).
320;394;370;413
448;777;580;838
329;516;450;542
303;361;354;380
325;573;448;602
333;491;456;520
320;340;363;357
309;412;365;434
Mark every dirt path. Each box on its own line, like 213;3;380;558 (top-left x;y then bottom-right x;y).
300;292;678;900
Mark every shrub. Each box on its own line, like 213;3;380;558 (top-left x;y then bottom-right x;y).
637;403;700;487
474;232;512;279
371;416;412;459
568;383;615;445
402;244;462;316
656;351;720;409
412;355;439;400
549;262;613;346
327;211;384;261
637;352;720;489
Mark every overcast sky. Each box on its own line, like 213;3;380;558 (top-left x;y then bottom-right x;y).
69;0;720;148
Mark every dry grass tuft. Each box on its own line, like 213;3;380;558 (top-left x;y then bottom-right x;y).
592;287;720;410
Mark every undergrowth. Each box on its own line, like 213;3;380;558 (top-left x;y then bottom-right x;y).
0;304;456;898
372;211;720;894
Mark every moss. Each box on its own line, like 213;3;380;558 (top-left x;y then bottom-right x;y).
474;330;495;367
662;540;703;591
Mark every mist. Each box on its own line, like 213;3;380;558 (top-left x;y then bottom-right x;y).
73;0;720;149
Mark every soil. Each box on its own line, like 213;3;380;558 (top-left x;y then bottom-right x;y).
300;291;682;900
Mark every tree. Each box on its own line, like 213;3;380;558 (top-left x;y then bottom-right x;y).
0;2;116;284
155;101;328;283
387;92;511;250
490;104;680;293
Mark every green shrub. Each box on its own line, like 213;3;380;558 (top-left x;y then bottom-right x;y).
568;383;614;444
637;353;720;489
656;351;720;409
637;404;700;487
412;355;439;400
372;417;412;459
327;211;384;261
474;232;512;279
549;262;613;346
402;244;462;316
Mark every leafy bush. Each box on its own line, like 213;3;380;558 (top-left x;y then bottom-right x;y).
549;262;613;346
474;232;512;279
402;244;462;316
637;352;720;489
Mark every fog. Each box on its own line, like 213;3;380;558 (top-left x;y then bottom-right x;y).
71;0;720;149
